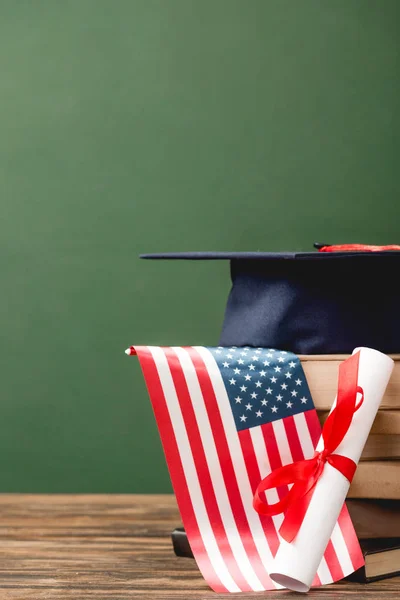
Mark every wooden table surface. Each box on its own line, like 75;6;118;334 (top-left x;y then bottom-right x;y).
0;494;399;599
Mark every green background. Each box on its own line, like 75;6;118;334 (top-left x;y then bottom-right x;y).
1;0;399;492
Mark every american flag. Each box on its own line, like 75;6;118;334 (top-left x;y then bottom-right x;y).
132;345;363;593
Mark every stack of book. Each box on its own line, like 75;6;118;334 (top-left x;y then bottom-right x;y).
172;355;400;583
303;354;400;582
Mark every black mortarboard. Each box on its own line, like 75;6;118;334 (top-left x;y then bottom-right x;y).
141;246;400;354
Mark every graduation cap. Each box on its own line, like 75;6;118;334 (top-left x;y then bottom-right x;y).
141;244;400;354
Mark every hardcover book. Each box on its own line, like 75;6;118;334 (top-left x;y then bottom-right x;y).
171;529;400;583
300;355;400;410
347;538;400;583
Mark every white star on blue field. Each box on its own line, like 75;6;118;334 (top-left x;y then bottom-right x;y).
209;347;314;431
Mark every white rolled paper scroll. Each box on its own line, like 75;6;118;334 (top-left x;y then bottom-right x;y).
270;347;394;593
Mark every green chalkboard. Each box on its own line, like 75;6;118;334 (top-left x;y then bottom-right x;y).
1;0;399;492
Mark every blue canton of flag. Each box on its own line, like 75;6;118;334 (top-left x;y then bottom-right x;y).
209;346;313;431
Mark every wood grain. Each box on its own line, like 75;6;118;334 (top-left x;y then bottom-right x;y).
0;494;398;599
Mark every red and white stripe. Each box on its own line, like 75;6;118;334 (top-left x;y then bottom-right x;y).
132;346;363;593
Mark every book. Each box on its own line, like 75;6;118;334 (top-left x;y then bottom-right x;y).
347;499;400;539
348;462;400;499
171;527;400;583
347;538;400;583
171;530;400;581
354;434;400;461
171;499;400;558
318;409;400;435
299;354;400;410
171;526;193;558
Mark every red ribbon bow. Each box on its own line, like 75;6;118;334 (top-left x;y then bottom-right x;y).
253;351;363;543
319;243;400;252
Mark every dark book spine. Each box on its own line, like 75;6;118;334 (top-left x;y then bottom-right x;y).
170;527;400;583
345;566;368;583
171;527;194;558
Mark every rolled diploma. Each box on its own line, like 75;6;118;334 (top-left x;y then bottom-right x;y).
269;347;394;593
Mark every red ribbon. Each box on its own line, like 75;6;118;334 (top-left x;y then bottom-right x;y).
319;244;400;252
253;352;364;543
